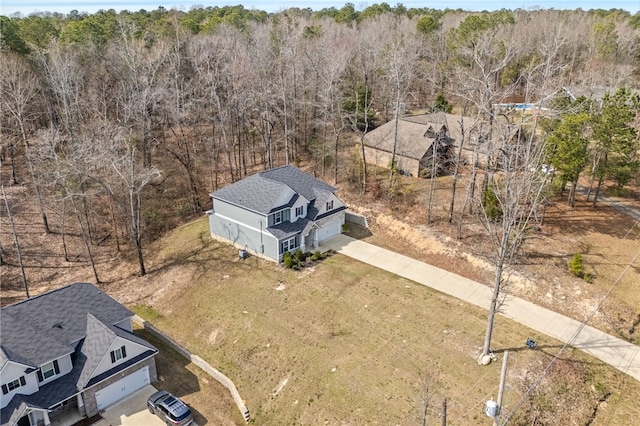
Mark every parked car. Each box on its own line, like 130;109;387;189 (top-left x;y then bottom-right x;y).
147;390;194;426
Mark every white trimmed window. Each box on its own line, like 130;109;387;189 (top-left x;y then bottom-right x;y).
281;237;297;253
295;206;304;217
38;360;60;382
110;345;127;363
2;377;26;394
326;200;334;211
274;211;283;225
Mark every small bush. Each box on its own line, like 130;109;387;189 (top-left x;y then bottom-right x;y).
568;253;584;278
311;251;321;261
342;224;350;234
284;252;294;269
294;249;305;260
482;187;503;221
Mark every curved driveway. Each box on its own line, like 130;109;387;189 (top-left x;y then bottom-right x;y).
321;234;640;382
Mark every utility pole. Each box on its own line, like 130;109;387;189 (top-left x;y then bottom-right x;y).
493;350;509;426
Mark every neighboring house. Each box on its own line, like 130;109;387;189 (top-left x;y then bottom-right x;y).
0;283;158;426
362;112;462;177
363;112;527;175
208;165;347;262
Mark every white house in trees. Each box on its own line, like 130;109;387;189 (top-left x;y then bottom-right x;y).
208;165;347;261
0;283;158;426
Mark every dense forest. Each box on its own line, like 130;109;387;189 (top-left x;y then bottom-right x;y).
1;4;639;279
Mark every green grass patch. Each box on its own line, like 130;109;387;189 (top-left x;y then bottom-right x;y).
131;304;163;321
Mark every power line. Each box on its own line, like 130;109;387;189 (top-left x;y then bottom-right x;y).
499;246;640;425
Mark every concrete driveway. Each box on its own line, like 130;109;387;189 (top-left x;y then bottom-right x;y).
94;385;164;426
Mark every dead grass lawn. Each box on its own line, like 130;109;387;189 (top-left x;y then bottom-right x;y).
128;218;640;425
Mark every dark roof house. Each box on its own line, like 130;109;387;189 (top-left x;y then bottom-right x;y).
208;165;347;262
0;283;158;426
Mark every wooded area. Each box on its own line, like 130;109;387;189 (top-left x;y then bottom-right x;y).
2;7;640;423
1;5;638;289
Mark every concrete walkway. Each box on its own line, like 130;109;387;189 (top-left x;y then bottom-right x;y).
321;234;640;382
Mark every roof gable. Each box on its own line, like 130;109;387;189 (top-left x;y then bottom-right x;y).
76;313;117;389
77;313;156;389
0;283;133;367
259;165;336;202
210;165;337;214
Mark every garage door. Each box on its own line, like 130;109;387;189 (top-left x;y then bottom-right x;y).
317;220;341;242
95;366;150;410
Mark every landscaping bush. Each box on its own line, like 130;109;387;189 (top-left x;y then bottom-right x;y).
284;252;294;269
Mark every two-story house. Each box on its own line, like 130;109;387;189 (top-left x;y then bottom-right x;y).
0;283;158;426
208;165;347;262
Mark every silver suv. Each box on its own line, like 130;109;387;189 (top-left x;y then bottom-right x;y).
147;390;194;426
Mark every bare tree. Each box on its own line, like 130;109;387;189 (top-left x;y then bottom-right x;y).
2;184;29;298
0;52;51;234
109;19;166;167
380;26;421;195
477;120;549;359
95;126;161;276
448;114;478;223
346;22;381;193
418;374;432;426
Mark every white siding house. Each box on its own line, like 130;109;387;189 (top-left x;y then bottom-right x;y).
0;283;158;426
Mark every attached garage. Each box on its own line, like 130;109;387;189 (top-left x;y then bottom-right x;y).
95;366;150;410
317;220;341;242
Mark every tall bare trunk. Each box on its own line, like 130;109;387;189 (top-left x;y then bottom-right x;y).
2;184;29;298
71;196;100;283
449;117;466;223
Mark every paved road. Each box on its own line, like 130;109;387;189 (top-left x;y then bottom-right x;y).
321;234;640;382
574;184;640;221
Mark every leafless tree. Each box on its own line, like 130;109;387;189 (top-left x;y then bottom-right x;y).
346;21;382;193
108;19;166;167
1;52;51;233
1;184;29;298
379;20;421;195
94;125;161;276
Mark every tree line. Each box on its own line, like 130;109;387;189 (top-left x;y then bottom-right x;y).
1;5;639;280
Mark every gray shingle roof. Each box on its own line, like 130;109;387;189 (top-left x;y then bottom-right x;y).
364;113;481;159
76;313;118;389
267;217;312;240
1;283;157;426
210;165;336;215
363;117;440;160
0;283;133;368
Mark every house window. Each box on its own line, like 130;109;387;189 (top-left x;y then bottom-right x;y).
295;206;304;217
110;346;127;363
326;200;334;211
274;211;283;225
281;237;297;253
1;376;26;394
38;360;60;382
